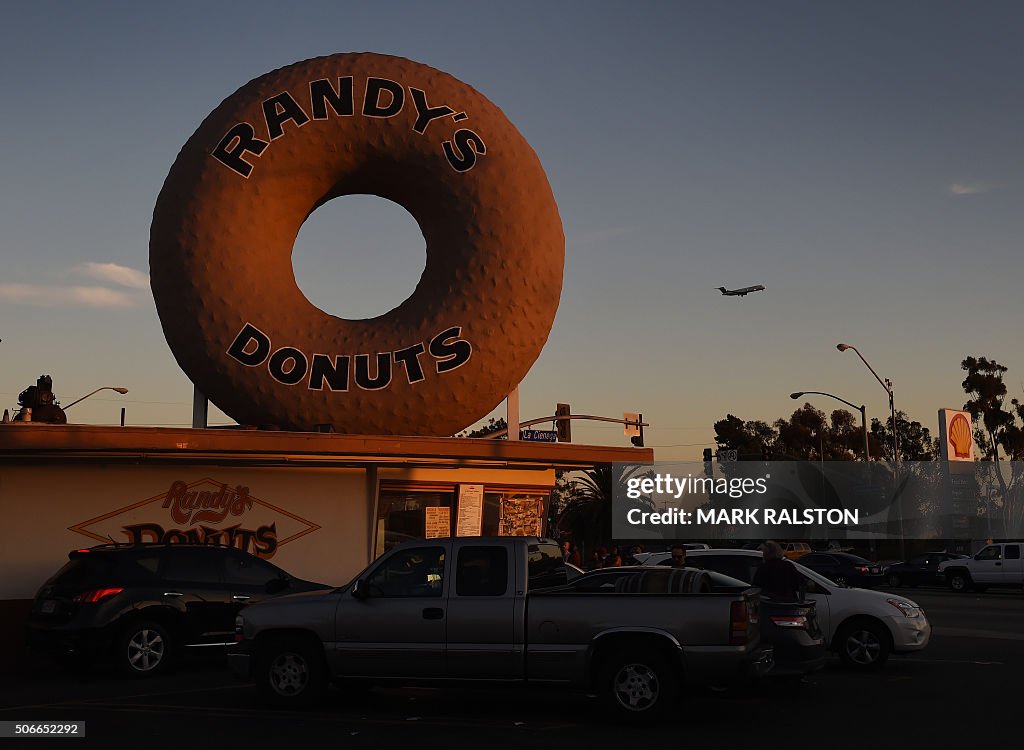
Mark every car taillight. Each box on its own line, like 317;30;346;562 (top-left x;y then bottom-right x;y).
730;600;749;645
857;566;869;573
770;615;808;629
73;587;123;604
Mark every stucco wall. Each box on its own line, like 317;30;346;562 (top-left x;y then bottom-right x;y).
0;464;369;599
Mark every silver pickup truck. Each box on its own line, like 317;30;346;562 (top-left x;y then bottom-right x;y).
229;537;773;722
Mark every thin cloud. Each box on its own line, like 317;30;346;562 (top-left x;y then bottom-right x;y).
74;262;149;289
0;283;141;309
948;182;991;196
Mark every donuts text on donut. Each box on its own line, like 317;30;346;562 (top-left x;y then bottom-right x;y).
226;322;473;392
212;75;487;178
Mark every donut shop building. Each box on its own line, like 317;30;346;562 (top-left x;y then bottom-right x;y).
0;424;650;638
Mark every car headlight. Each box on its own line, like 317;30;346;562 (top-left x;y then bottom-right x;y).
887;598;922;618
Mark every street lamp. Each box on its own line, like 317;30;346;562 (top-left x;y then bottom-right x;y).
62;387;129;410
836;343;897;462
790;391;870;462
837;343;903;555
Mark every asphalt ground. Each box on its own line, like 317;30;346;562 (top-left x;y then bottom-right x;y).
2;585;1022;749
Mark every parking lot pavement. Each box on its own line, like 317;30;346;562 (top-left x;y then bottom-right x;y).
4;590;1024;748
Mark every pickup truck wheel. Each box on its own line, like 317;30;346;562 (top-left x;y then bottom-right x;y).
948;571;970;592
599;650;678;723
257;638;326;708
836;620;890;670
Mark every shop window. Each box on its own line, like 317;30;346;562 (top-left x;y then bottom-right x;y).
490;493;548;537
373;485;552;559
375;490;454;556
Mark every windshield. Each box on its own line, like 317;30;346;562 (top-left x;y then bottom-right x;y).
793;561;842;588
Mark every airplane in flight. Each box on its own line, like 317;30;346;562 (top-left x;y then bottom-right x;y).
717;284;765;297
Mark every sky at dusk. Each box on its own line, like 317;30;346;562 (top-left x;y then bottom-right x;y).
1;1;1022;459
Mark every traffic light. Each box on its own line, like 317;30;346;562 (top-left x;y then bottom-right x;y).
703;448;714;478
555;403;571;442
629;412;644;447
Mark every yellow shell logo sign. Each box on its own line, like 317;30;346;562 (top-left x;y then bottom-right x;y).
948;413;972;459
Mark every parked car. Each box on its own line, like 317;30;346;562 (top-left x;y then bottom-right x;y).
781;542;812;560
796;552;885;588
884;552;968;587
574;566;825;678
630;543;709;564
27;544;330;676
229;537;773;722
937;542;1024;592
643;548;930;670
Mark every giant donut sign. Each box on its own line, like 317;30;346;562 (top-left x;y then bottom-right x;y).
150;53;564;435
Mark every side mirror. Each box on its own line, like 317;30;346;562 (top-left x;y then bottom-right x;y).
351;578;368;600
804;579;818;594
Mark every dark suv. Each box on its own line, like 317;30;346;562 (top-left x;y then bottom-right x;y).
27;544;330;676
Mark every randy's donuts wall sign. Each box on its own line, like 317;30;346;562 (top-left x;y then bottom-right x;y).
150;53;564;436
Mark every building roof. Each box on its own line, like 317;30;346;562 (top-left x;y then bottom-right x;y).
0;424;653;470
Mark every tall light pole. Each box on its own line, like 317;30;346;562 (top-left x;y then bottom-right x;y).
836;344;897;462
63;387;129;410
790;391;869;462
837;343;903;555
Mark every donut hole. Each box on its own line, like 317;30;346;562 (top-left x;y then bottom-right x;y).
292;194;426;320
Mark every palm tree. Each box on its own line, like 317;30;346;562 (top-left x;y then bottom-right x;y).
556;464;653;554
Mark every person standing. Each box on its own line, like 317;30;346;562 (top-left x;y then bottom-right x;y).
568;543;581;567
664;545;687;568
754;540;804;600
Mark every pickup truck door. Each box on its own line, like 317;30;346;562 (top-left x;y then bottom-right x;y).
1000;544;1023;584
971;545;1003;583
444;540;522;679
333;544;449;678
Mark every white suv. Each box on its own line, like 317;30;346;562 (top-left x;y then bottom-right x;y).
937;542;1024;592
643;548;930;670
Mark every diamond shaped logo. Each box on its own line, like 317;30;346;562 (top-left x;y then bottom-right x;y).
69;478;320;559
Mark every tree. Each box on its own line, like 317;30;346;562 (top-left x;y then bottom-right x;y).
559;465;614;551
555;464;653;553
775;404;858;461
961;355;1024;534
962;356;1015;462
869;411;939;462
456;417;507;438
713;414;777;459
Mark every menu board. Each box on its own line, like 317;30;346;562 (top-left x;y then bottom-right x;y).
455;484;484;536
424;506;451;538
499;495;546;537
